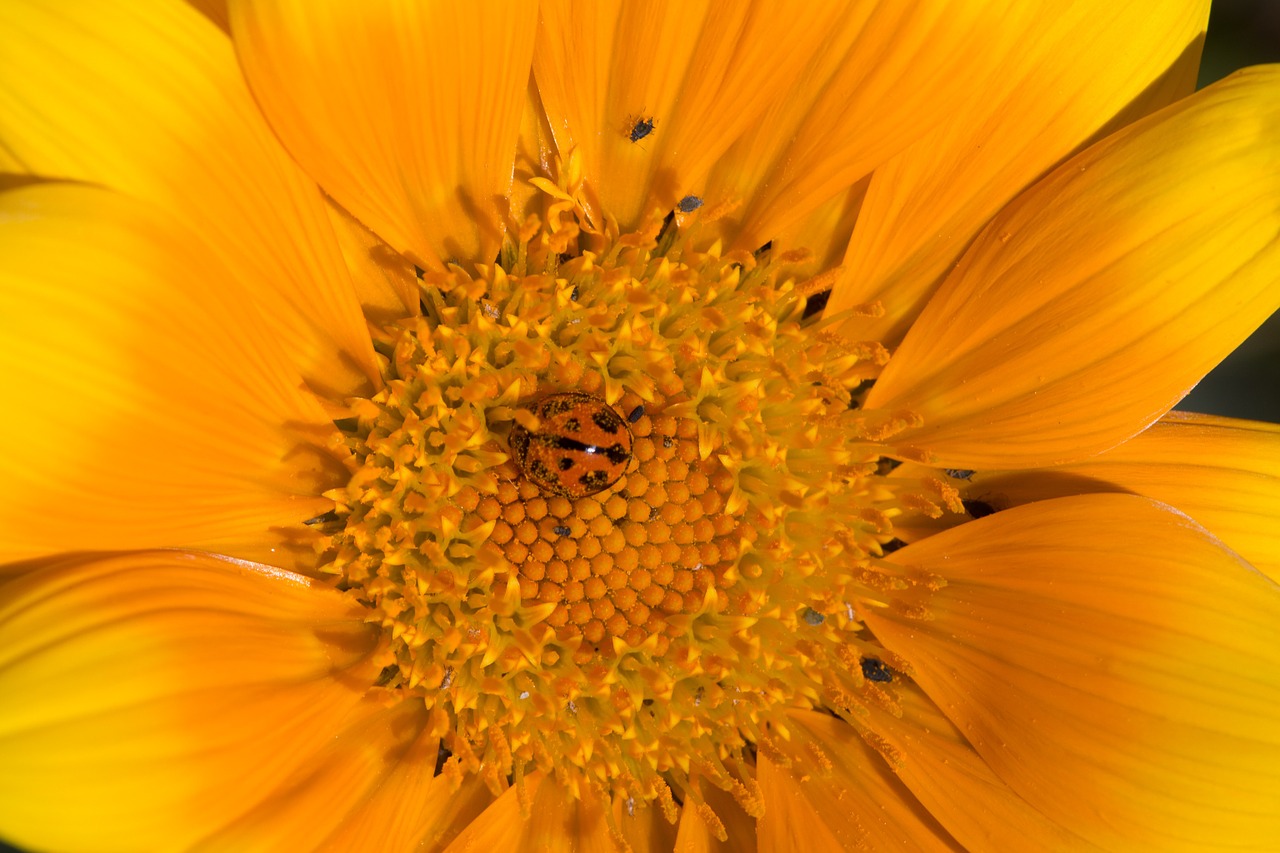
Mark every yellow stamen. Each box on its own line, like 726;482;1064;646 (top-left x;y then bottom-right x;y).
313;158;946;821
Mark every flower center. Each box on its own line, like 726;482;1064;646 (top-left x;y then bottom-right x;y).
313;168;948;834
484;395;749;658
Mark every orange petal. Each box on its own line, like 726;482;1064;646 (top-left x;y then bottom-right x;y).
964;410;1280;583
532;1;854;231
186;0;230;33
325;196;421;328
674;784;757;853
0;183;338;563
512;75;561;231
442;773;616;853
757;711;961;851
229;0;538;269
864;494;1280;850
708;3;1130;253
862;66;1280;469
201;704;494;851
318;748;494;852
769;177;870;281
0;550;380;853
614;797;679;853
827;0;1208;344
866;680;1100;851
0;0;377;397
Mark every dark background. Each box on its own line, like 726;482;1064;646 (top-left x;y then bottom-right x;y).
1180;0;1280;422
1;6;1277;853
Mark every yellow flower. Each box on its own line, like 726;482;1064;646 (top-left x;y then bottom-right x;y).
2;1;1278;851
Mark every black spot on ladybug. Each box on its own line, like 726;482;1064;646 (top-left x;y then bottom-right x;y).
861;657;893;683
548;435;630;465
509;428;530;459
580;470;611;491
541;397;576;418
628;405;644;424
629;116;655;142
529;458;556;483
562;416;582;433
558;457;574;471
553;525;571;537
602;443;630;464
591;409;622;433
963;499;997;519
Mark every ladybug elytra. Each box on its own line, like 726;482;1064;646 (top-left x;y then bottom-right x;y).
509;392;634;498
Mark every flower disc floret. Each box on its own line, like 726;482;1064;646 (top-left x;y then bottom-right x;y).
318;177;937;824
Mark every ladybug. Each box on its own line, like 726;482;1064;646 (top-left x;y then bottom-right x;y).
509;392;633;498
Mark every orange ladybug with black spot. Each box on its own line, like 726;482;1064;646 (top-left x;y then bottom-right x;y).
509;392;633;498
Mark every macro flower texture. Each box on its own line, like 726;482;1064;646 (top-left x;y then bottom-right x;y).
1;0;1279;851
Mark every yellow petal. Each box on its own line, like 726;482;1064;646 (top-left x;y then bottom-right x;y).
186;0;230;33
317;747;494;852
201;706;493;851
229;0;538;269
862;66;1280;469
325;196;421;328
512;76;561;230
442;773;616;853
769;177;870;281
0;183;338;563
757;711;961;851
0;550;379;853
964;410;1280;583
708;2;1128;252
0;0;377;397
614;798;679;853
866;681;1100;851
533;0;855;231
864;494;1280;851
673;784;757;853
827;0;1208;344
